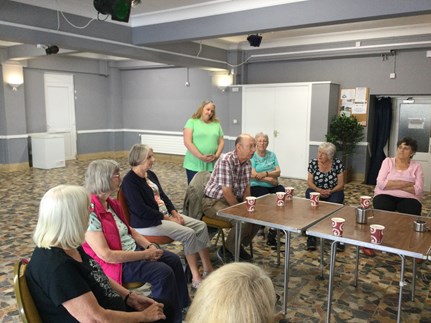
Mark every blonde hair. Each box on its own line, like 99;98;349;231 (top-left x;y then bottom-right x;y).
85;159;120;194
191;100;219;122
33;185;90;249
186;263;276;323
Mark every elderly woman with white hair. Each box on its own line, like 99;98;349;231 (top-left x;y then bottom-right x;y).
25;185;172;322
185;262;283;323
305;142;345;251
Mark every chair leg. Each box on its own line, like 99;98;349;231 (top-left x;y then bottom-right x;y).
214;228;222;246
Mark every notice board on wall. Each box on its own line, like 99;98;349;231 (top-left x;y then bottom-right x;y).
338;87;369;126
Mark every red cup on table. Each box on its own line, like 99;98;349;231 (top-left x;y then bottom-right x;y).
285;187;294;200
310;192;320;206
331;217;345;236
276;192;286;206
370;224;385;244
245;196;256;212
360;195;372;209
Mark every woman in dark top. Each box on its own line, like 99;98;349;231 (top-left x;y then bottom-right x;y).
305;142;345;251
26;185;171;323
122;144;214;288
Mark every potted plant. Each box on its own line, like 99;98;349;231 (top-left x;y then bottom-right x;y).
325;115;364;182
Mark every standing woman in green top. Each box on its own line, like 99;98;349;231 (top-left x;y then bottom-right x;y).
183;100;224;184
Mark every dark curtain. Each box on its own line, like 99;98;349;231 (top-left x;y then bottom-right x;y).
366;97;392;185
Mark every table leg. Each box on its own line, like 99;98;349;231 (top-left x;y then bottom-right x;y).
234;221;242;262
326;240;338;323
319;238;324;280
277;229;281;266
282;230;291;314
397;255;406;323
354;246;359;287
412;258;416;301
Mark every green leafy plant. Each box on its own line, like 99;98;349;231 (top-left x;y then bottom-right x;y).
325;115;364;161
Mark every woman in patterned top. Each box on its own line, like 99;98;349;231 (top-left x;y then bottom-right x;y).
305;142;345;250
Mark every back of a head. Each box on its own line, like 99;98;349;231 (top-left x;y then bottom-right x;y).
33;185;89;249
186;262;276;323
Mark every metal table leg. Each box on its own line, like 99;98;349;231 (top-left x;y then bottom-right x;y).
326;240;338;323
282;230;291;314
397;255;406;323
354;246;359;287
234;221;242;262
277;229;281;266
319;238;324;279
412;258;416;301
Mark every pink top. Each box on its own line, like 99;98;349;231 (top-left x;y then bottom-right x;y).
374;157;424;201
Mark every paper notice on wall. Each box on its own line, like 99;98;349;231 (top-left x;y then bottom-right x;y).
408;118;425;129
340;89;355;102
355;87;367;102
352;102;367;114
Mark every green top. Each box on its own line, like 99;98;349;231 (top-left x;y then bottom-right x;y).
183;118;224;172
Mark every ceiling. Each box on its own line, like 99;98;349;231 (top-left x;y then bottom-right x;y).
1;0;431;69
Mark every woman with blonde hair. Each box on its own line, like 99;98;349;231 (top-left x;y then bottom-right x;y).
26;185;171;322
186;262;282;323
183;100;224;183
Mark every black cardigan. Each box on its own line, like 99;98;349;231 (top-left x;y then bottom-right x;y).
121;169;176;228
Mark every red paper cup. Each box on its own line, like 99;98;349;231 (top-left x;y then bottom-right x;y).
331;217;345;236
360;195;372;209
245;196;256;212
276;192;286;206
285;187;294;200
310;192;320;206
370;224;385;244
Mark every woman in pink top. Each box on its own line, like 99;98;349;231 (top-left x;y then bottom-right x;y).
373;137;423;215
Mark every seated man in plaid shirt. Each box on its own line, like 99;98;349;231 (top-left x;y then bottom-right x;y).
202;134;259;262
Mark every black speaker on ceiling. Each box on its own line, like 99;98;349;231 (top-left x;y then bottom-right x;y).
247;34;262;47
94;0;132;22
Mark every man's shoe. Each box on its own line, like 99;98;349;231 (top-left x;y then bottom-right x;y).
336;243;345;252
361;247;375;257
239;246;252;261
306;236;317;251
216;246;233;263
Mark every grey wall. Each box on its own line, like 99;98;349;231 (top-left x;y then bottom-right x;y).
2;47;431;171
246;50;431;95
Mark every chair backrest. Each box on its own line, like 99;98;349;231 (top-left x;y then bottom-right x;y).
13;259;42;323
117;187;131;225
183;171;211;220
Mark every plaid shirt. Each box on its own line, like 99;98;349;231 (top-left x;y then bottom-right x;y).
204;150;251;200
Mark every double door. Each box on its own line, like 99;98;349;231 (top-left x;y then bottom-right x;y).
242;84;310;179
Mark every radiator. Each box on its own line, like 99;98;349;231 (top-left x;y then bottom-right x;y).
140;134;186;155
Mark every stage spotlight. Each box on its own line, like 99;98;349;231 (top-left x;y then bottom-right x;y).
94;0;132;22
45;45;59;55
247;34;262;47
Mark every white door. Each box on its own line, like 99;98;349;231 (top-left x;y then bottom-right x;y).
273;85;310;179
44;73;77;160
242;84;310;179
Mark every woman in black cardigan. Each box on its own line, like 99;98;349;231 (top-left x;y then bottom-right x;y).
122;144;214;289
